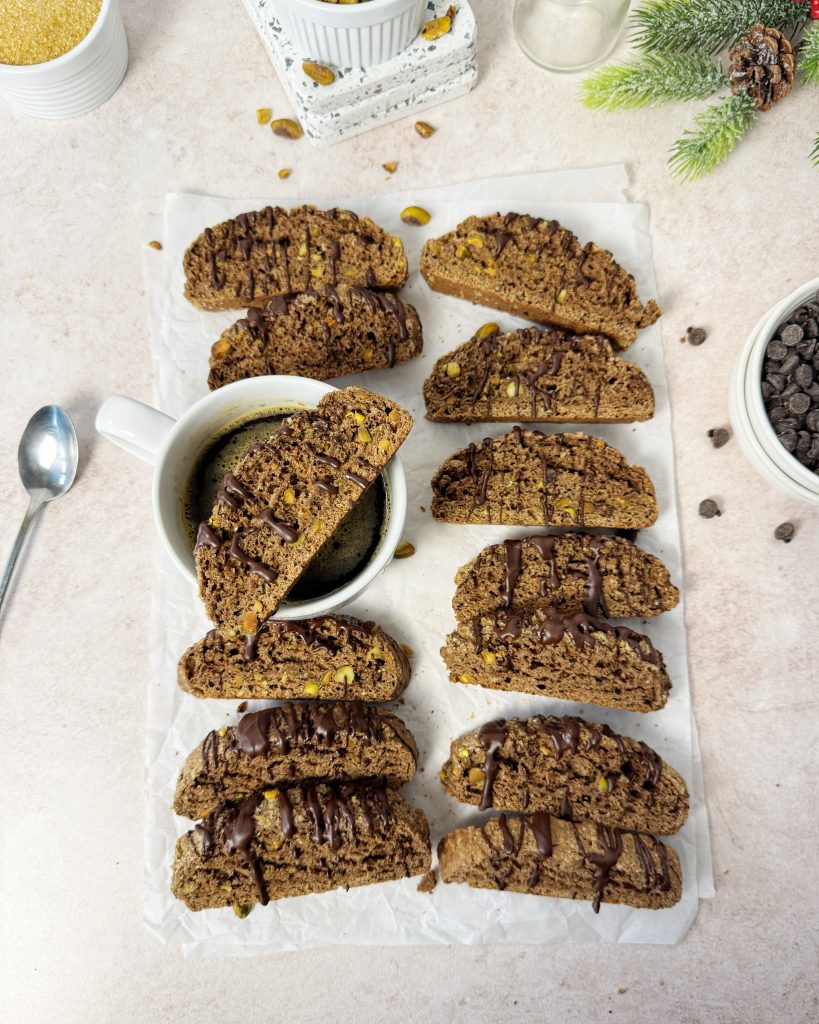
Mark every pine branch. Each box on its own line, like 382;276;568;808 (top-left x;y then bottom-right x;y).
668;93;758;180
812;134;819;165
800;24;819;85
581;54;728;111
631;0;808;56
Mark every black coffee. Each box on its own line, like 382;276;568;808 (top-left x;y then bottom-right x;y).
182;409;386;602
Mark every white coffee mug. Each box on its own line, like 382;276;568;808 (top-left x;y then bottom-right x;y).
95;376;407;618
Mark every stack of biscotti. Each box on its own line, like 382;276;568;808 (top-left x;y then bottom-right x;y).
183;206;423;387
442;533;679;712
437;714;686;912
420;212;661;348
172;702;431;912
423;325;654;424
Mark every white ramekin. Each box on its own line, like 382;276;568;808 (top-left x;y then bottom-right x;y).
95;377;408;620
277;0;427;67
730;276;819;505
0;0;128;120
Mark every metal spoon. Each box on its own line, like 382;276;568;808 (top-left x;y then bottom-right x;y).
0;406;78;617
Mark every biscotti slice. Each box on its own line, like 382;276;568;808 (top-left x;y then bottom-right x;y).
195;387;412;632
172;782;431;911
208;285;423;390
178;615;410;701
431;428;658;528
423;326;654;423
440;716;688;835
452;534;679;622
174;702;418;820
443;609;671;712
184;206;408;311
438;813;681;912
420;213;660;349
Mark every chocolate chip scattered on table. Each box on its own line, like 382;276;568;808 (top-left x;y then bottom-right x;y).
686;326;707;346
761;290;819;471
774;522;795;543
707;427;730;448
698;499;721;518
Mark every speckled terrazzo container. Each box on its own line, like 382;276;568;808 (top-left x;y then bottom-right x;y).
277;0;427;67
244;0;478;143
0;0;128;119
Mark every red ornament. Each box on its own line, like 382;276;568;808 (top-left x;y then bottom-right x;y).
813;0;819;20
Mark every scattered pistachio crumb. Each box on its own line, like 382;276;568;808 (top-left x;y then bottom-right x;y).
383;161;398;174
394;541;416;559
278;167;291;179
256;108;272;125
148;240;163;251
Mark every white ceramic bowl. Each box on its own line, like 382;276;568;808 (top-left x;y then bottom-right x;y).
277;0;426;67
95;377;408;619
0;0;127;119
730;276;819;505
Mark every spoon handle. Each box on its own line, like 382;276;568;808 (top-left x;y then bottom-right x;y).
0;498;45;618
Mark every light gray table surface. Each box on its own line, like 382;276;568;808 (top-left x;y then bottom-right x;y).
1;2;816;1022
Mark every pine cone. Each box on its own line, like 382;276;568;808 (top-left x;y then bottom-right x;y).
729;24;795;112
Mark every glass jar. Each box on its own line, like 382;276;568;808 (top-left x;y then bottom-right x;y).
513;0;631;74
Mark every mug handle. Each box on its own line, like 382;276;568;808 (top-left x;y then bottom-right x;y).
95;395;176;465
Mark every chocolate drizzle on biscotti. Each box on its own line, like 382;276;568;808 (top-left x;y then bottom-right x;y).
185;206;409;313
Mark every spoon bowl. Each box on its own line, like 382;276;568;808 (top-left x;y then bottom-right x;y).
18;405;79;500
0;405;79;621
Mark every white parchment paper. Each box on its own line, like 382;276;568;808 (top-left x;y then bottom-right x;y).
141;167;714;958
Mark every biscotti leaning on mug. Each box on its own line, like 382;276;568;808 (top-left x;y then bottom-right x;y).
194;386;412;633
420;212;661;348
183;205;408;311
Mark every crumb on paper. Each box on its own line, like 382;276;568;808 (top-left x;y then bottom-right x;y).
148;240;163;250
417;870;437;893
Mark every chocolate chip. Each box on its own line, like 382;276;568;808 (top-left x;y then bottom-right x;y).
781;323;804;346
766;373;785;392
806;319;819;339
766;340;787;361
780;352;801;376
788;393;811;415
761;381;773;400
769;406;787;425
774;522;795;543
687;326;707;346
806;409;819;432
778;428;798;452
707;427;730;448
797;340;817;360
698;498;721;518
794;363;813;389
781;381;800;400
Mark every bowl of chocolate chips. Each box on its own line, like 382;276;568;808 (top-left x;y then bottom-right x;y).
731;276;819;504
